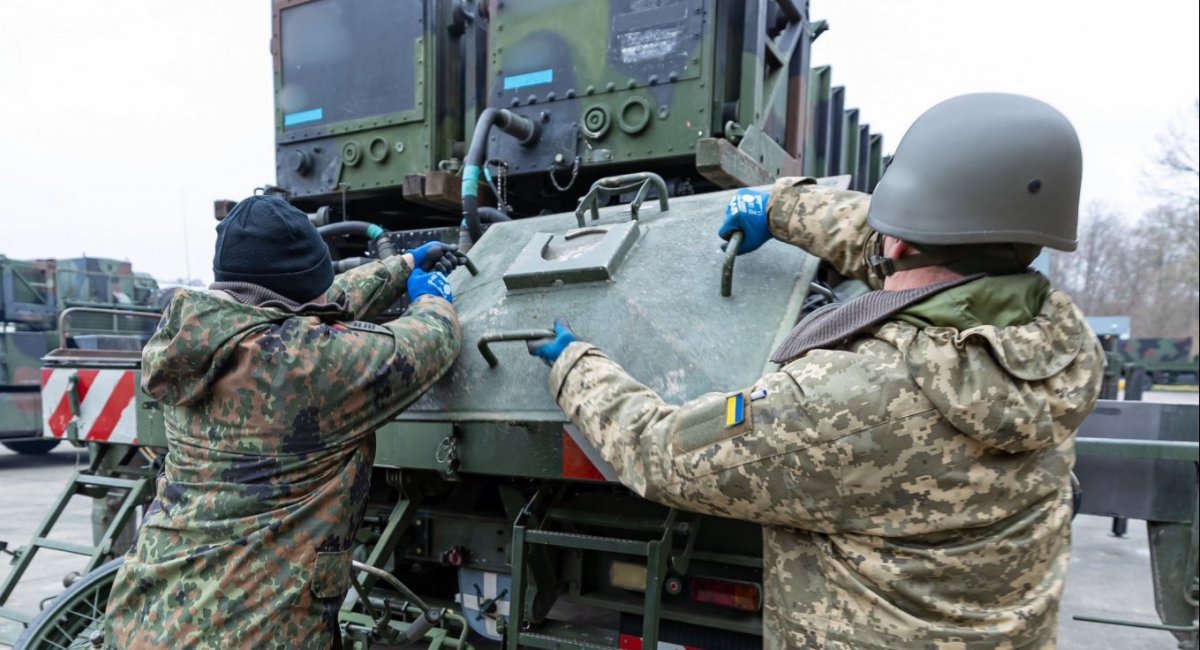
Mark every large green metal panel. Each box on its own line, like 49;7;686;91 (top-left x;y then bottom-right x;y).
272;0;470;205
485;0;718;174
379;187;818;474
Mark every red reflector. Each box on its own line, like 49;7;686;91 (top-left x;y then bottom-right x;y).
618;634;703;650
561;430;606;481
688;576;761;612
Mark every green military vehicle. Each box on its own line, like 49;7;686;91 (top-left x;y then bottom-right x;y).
1117;337;1199;386
0;255;161;455
3;1;1196;649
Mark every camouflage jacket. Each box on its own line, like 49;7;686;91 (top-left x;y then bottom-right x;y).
106;256;461;650
548;179;1104;649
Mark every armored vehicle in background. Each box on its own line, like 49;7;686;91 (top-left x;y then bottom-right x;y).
0;256;160;455
1116;337;1199;386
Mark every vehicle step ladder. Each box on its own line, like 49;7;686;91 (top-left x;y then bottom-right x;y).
0;471;150;644
506;489;697;650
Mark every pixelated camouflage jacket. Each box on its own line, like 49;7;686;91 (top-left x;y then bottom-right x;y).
548;179;1104;650
106;255;461;650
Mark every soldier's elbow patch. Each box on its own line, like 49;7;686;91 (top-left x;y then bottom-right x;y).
672;391;754;456
310;549;353;600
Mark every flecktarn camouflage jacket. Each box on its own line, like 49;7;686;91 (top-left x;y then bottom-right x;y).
105;255;460;650
547;179;1104;649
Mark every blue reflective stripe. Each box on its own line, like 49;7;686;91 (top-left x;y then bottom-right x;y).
284;108;323;127
503;69;554;91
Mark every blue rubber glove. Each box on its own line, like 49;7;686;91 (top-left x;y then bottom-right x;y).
405;241;456;272
718;188;772;254
526;320;578;366
407;268;453;303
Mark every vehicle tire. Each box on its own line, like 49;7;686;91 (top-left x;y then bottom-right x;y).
1;439;61;455
1140;372;1156;394
14;557;122;650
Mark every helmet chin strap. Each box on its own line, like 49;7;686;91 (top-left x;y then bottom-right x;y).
865;231;960;281
864;231;1042;281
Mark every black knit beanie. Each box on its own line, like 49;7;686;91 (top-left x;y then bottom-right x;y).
213;195;333;303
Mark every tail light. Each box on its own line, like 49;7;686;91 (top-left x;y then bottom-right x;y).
688;577;761;613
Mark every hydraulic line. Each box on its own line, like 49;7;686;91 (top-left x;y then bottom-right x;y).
461;108;537;248
317;221;398;259
477;207;512;223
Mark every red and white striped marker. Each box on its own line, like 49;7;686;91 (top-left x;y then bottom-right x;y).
40;368;139;444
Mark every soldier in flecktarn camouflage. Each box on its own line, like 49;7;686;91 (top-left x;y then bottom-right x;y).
104;195;463;649
527;95;1105;649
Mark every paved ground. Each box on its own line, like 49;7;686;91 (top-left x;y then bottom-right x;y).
0;442;92;646
1;389;1195;647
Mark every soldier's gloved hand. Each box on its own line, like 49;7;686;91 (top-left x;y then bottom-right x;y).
407;268;453;304
527;319;578;366
718;188;772;254
405;242;467;274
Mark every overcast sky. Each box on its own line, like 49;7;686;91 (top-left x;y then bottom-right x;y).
1;0;1196;284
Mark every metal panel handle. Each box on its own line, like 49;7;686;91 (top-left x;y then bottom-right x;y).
575;172;669;227
720;231;744;297
478;329;556;368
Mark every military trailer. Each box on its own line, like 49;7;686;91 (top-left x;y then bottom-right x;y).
3;1;1197;649
0;255;161;455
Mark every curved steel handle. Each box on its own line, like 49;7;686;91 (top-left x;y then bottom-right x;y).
720;231;744;297
478;329;556;368
575;172;670;227
462;256;479;276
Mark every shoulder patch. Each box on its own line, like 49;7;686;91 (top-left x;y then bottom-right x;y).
725;393;746;427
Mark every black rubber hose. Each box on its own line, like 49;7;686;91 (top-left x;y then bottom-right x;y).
317;221;396;258
477;207;512;223
462;108;537;244
317;221;381;240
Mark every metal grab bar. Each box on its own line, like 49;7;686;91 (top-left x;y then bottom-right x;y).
720;231;744;297
57;307;164;349
478;329;557;368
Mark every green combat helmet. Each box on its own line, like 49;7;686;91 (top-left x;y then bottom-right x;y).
865;93;1083;278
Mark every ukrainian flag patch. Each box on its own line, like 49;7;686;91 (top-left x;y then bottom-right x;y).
724;393;745;428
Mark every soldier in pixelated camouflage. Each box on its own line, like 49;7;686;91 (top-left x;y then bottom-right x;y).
104;195;463;649
527;94;1104;649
